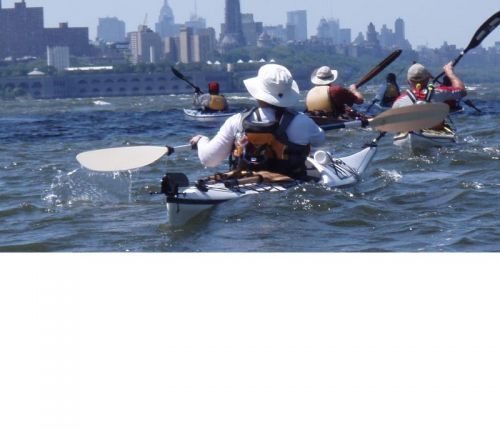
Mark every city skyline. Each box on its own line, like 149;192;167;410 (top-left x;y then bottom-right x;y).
2;0;498;49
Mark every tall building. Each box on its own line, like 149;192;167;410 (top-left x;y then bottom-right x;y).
44;22;91;57
185;14;206;34
394;18;405;43
0;1;45;58
316;18;340;45
97;17;126;43
394;18;412;50
156;0;180;38
164;36;179;62
339;28;351;45
179;27;193;64
129;25;163;64
191;28;217;62
379;24;394;48
47;46;70;71
286;10;307;42
262;25;286;42
366;22;380;46
170;26;216;64
241;13;263;46
0;1;90;59
219;0;245;52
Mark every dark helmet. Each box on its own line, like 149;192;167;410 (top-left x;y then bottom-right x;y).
386;73;397;83
208;81;220;94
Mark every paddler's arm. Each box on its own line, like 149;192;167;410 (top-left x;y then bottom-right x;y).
287;113;326;146
193;93;210;109
349;84;365;104
432;62;467;102
443;62;465;91
190;114;242;168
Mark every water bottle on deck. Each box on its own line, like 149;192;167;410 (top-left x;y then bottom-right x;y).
234;131;248;157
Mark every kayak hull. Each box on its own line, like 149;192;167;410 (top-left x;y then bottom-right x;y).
393;127;457;152
164;145;377;226
183;108;234;121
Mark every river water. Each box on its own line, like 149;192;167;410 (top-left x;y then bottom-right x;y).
0;85;498;252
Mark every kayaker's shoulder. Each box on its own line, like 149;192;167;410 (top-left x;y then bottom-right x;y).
290;110;325;126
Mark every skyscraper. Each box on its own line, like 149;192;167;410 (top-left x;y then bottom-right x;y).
316;18;340;45
394;18;405;42
241;13;263;46
98;17;126;43
129;25;163;64
0;1;45;58
156;0;179;38
366;23;379;45
394;18;412;50
286;10;307;42
44;22;91;57
219;0;245;51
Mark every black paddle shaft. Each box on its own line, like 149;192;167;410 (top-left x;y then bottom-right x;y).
171;66;203;93
434;11;500;82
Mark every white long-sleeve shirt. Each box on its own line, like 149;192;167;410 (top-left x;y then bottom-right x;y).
197;107;326;168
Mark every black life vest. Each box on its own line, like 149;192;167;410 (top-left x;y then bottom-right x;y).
382;82;400;105
230;108;310;179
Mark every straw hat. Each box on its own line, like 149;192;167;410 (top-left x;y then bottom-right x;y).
243;64;301;107
310;66;338;85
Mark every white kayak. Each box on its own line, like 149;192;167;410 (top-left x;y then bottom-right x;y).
183;108;235;121
162;145;377;226
393;125;457;152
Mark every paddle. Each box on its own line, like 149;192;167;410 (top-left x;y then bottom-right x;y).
433;11;500;82
365;61;416;113
76;144;192;172
77;104;448;173
348;49;402;114
322;103;449;132
171;66;202;93
464;99;482;113
354;49;402;89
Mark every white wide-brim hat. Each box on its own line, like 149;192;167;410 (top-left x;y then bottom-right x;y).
311;66;338;85
243;64;301;108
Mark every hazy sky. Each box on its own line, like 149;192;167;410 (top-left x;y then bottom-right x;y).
5;0;499;48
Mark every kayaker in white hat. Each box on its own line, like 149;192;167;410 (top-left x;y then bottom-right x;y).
392;62;466;108
190;64;325;179
305;65;364;119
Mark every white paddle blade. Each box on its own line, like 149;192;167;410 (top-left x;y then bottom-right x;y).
371;103;450;133
76;145;169;172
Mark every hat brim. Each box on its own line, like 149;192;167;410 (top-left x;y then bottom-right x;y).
408;73;431;82
243;76;301;108
311;67;338;85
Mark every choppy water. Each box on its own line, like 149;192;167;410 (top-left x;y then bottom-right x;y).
0;85;499;252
